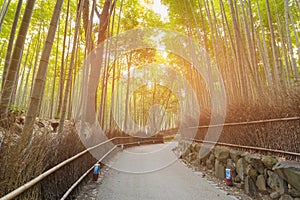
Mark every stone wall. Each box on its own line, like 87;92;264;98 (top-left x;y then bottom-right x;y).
177;140;300;200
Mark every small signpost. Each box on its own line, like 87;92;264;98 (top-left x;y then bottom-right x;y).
225;168;233;186
93;164;100;181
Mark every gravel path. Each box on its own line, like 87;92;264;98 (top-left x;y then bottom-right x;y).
94;143;237;200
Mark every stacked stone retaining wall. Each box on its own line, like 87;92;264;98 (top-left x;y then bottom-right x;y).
177;140;300;200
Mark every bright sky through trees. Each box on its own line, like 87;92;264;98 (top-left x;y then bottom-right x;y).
140;0;169;21
152;0;168;21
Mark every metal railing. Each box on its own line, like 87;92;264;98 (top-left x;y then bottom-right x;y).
162;116;300;132
187;116;300;128
165;116;300;157
182;137;300;157
0;136;162;200
60;145;118;200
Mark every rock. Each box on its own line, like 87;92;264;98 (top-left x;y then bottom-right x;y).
261;194;272;200
208;153;215;162
245;154;264;174
199;143;212;160
246;164;258;178
270;191;281;199
279;194;293;200
262;156;278;170
267;170;288;195
215;159;225;179
227;159;235;170
206;159;214;170
245;176;257;196
236;182;244;189
288;187;300;198
234;176;242;183
273;161;300;192
236;158;247;181
256;174;267;191
231;170;237;180
200;159;206;166
205;153;214;169
230;149;242;162
214;146;230;163
264;168;269;177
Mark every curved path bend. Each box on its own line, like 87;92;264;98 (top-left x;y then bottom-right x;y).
95;143;236;200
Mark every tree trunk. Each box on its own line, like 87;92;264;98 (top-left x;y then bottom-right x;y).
58;0;83;133
55;0;70;118
14;35;33;107
50;23;60;119
30;27;42;97
2;0;22;90
284;0;298;77
0;0;11;32
255;0;272;89
228;0;249;102
109;0;123;129
22;0;64;148
0;0;36;119
288;5;300;68
123;53;132;132
265;0;281;91
84;0;111;124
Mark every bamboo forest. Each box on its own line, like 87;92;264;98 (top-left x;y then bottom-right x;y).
0;0;299;199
